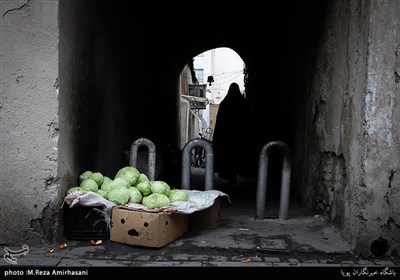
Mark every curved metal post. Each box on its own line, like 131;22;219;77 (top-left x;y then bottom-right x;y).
255;141;291;220
181;138;214;190
129;138;156;180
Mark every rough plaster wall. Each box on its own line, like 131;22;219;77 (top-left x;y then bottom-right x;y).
309;0;372;251
58;0;97;196
359;0;400;256
0;0;59;245
57;0;93;241
297;0;369;251
299;0;367;229
299;0;400;256
340;0;370;248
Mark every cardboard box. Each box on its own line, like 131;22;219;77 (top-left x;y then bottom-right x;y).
189;198;220;229
110;208;188;248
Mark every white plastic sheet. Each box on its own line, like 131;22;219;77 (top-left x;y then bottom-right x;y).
63;190;229;226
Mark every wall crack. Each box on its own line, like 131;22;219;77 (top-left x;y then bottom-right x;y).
2;0;30;18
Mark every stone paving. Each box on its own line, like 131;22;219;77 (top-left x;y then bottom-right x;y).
0;242;398;267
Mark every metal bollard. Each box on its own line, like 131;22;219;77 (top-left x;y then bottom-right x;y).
181;138;214;190
255;141;291;220
129;138;156;181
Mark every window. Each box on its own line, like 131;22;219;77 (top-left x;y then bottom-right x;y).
194;69;204;84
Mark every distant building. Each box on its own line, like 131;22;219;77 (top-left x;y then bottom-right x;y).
190;47;245;138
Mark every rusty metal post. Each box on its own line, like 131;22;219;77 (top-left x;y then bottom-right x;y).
181;138;214;190
256;141;291;220
129;138;156;180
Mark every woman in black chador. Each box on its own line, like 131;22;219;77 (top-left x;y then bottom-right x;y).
212;82;256;186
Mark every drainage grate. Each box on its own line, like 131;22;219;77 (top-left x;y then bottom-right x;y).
259;238;288;251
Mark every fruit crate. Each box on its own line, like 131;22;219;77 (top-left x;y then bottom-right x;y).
64;205;110;240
